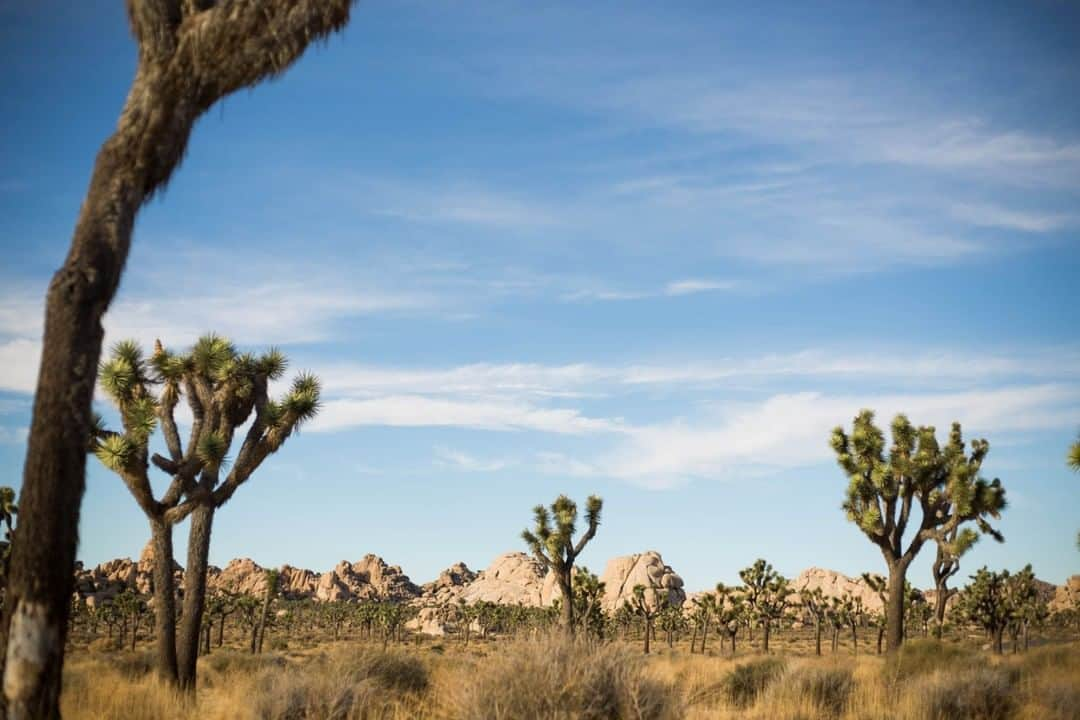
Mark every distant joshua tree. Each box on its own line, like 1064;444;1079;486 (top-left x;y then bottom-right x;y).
690;593;719;654
799;587;829;656
830;412;1006;652
738;559;792;654
255;570;280;654
1;3;355;714
958;565;1041;654
629;584;665;655
91;336;319;688
521;494;603;632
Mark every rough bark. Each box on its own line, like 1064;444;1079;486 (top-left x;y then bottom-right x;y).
149;519;179;683
885;562;908;653
0;1;355;714
558;570;573;631
177;503;213;690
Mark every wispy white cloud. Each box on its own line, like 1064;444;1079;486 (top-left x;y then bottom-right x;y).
664;278;736;295
949;203;1076;233
354;179;557;229
311;395;623;434
589;384;1080;488
434;446;512;472
561;277;737;303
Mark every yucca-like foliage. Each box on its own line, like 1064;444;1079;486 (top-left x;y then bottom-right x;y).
521;494;603;631
92;335;320;518
799;587;829;655
738;558;792;654
958;565;1044;654
830;411;1007;651
90;335;320;686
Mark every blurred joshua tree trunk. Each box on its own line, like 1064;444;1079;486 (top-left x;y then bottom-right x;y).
0;2;355;717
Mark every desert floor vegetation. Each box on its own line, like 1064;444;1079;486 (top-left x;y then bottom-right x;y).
60;633;1080;720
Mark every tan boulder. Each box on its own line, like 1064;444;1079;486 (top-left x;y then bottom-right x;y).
458;552;560;606
791;567;883;612
599;551;685;611
1051;575;1080;612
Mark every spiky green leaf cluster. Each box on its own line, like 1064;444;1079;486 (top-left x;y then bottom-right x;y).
197;431;230;470
831;411;1007;552
95;434;136;473
190;333;237;380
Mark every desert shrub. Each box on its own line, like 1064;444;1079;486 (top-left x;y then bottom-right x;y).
110;649;156;678
721;657;786;709
1017;644;1080;677
203;649;287;677
885;639;976;682
61;662;192;720
270;638;290;651
88;636;122;653
905;666;1015;720
1023;679;1080;720
328;647;429;694
783;664;854;717
450;634;680;720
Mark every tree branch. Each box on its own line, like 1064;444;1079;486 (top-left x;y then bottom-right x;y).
183;0;355;110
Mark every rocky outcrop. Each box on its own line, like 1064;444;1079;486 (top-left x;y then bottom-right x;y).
420;562;477;605
791;567;883;612
599;551;685;611
314;556;421;602
1051;575;1080;612
457;552;560;607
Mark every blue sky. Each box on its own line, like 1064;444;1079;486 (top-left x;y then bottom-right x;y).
1;0;1078;591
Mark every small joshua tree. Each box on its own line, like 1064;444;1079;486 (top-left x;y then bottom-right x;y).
715;583;744;655
799;587;829;656
255;570;279;654
958;565;1042;654
629;584;665;655
830;412;1006;652
91;335;319;687
521;494;603;632
571;567;606;640
738;558;792;654
691;593;719;654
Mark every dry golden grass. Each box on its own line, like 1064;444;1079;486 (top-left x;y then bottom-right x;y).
60;636;1080;720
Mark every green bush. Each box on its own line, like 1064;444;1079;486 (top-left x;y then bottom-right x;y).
791;665;854;717
885;639;976;681
721;657;786;709
908;667;1015;720
450;634;680;720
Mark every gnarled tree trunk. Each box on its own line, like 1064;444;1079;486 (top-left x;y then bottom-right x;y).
0;1;355;713
177;503;214;690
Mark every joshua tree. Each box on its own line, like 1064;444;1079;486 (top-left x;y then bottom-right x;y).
90;336;319;688
255;570;279;654
830;412;1006;652
521;494;603;632
799;587;829;656
235;595;261;654
629;584;665;655
571;567;606;640
2;4;356;714
691;593;719;654
827;595;850;654
205;590;238;649
738;559;792;654
113;589;148;652
958;565;1040;654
